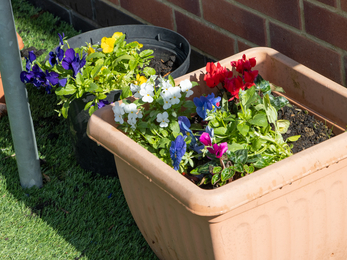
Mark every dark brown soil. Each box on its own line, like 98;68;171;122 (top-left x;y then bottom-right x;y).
149;55;178;77
278;104;334;154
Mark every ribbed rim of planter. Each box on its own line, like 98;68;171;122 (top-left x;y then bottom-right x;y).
87;47;347;217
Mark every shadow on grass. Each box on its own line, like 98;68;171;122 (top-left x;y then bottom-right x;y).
0;114;157;259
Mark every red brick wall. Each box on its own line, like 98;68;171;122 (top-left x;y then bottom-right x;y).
61;0;347;86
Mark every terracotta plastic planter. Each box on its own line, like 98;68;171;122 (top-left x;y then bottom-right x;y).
87;47;347;260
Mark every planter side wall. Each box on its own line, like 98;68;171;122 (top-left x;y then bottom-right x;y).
115;157;215;260
88;48;347;260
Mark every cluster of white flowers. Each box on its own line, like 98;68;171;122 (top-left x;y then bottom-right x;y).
114;77;194;129
112;102;142;130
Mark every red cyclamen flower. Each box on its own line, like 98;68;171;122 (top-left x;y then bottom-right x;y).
224;76;244;100
231;54;256;74
204;62;233;88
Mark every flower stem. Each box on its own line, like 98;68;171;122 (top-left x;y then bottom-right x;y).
219;157;226;169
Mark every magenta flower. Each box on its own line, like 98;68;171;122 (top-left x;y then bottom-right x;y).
200;132;212;146
207;143;228;158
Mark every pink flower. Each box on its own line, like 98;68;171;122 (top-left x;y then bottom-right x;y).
207;143;228;158
200;132;212;146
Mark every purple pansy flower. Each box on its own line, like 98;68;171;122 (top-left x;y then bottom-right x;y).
170;135;186;171
58;33;65;46
97;99;110;109
62;48;86;77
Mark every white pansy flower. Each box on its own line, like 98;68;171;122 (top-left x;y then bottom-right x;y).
137;110;143;119
130;83;142;98
128;116;137;130
168;86;181;105
139;83;155;103
162;98;172;110
159;79;173;93
112;102;125;116
180;79;193;97
114;113;124;124
156;112;169;128
124;103;138;120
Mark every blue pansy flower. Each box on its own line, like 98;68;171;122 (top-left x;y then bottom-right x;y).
193;93;221;120
178;116;204;153
206;93;221;110
170;135;186;171
193;96;212;120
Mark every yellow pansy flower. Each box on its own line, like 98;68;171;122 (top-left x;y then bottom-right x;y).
87;44;95;55
101;37;116;53
136;74;147;85
112;32;123;40
133;41;143;48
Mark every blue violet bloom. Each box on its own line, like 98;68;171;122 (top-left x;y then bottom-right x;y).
62;48;86;77
193;93;221;120
170;135;186;171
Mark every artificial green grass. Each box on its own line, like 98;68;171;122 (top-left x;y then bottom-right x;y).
0;0;158;259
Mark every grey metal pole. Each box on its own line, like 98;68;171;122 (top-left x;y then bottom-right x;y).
0;0;42;188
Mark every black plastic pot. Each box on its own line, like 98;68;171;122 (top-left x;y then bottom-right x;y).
66;25;191;177
67;25;191;79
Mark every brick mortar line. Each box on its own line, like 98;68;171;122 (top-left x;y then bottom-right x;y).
305;0;347;16
299;0;305;32
102;0;154;26
221;0;347;56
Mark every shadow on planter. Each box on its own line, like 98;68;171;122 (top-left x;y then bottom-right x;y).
87;47;347;259
66;25;191;177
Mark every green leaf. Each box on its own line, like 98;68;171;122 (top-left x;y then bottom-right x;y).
91;64;103;79
221;167;235;182
120;86;131;99
85;82;98;92
61;102;69;118
75;73;84;85
139;49;154;57
276;119;290;134
249;113;268;127
263;93;277;124
115;54;135;63
286;135;301;142
237;121;249;136
213;166;222;174
129;59;138;71
234;149;248;164
190;161;215;175
214;127;227;136
55;84;76;95
169;121;180;134
234;163;244;173
240;86;257;110
87;52;105;60
244;164;255;174
143;67;156;76
211;173;220;185
84;101;94;111
168;75;175;86
183;100;196;109
158;138;171;148
227;143;246;152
